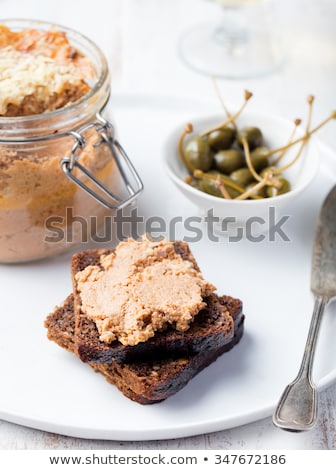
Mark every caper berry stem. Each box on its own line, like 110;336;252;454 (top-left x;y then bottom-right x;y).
272;118;301;165
306;95;314;134
200;90;253;137
212;76;237;130
178;123;194;173
259;170;283;188
266;112;334;158
193;170;261;200
273;135;308;175
216;176;232;199
184;175;193;185
273;96;314;175
193;170;244;193
235;178;267;200
241;137;263;182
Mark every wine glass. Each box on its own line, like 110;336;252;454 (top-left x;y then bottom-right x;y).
178;0;285;79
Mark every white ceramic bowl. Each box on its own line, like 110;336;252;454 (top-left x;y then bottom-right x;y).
162;110;319;235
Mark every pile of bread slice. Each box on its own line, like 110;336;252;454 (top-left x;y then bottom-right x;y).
45;238;244;404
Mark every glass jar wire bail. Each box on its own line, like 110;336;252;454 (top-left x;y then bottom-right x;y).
61;110;143;210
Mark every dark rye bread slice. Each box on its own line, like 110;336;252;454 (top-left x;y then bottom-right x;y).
72;243;236;364
45;294;244;404
77;293;235;364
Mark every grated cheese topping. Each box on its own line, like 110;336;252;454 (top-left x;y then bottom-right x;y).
0;46;89;115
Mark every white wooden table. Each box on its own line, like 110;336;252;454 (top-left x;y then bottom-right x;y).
1;0;336;450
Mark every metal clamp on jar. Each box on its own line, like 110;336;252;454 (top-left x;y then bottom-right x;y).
0;19;143;263
61;110;143;210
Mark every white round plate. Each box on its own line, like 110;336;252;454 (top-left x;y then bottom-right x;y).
0;94;335;440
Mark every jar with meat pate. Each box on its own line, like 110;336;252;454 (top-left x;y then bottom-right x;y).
0;19;143;263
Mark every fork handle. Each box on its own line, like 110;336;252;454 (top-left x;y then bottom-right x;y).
272;295;328;431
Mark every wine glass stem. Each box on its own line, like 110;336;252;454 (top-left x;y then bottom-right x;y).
213;7;249;56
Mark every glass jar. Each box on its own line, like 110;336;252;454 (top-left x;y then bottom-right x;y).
0;19;143;263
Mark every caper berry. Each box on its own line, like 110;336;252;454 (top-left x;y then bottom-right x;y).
184;136;213;171
217;174;241;198
208;127;236;151
198;174;241;198
197;177;223;198
266;177;291;197
250;147;269;171
214;149;245;174
230;168;255;187
237;126;263;150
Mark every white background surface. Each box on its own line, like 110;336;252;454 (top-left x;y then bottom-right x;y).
1;0;336;450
